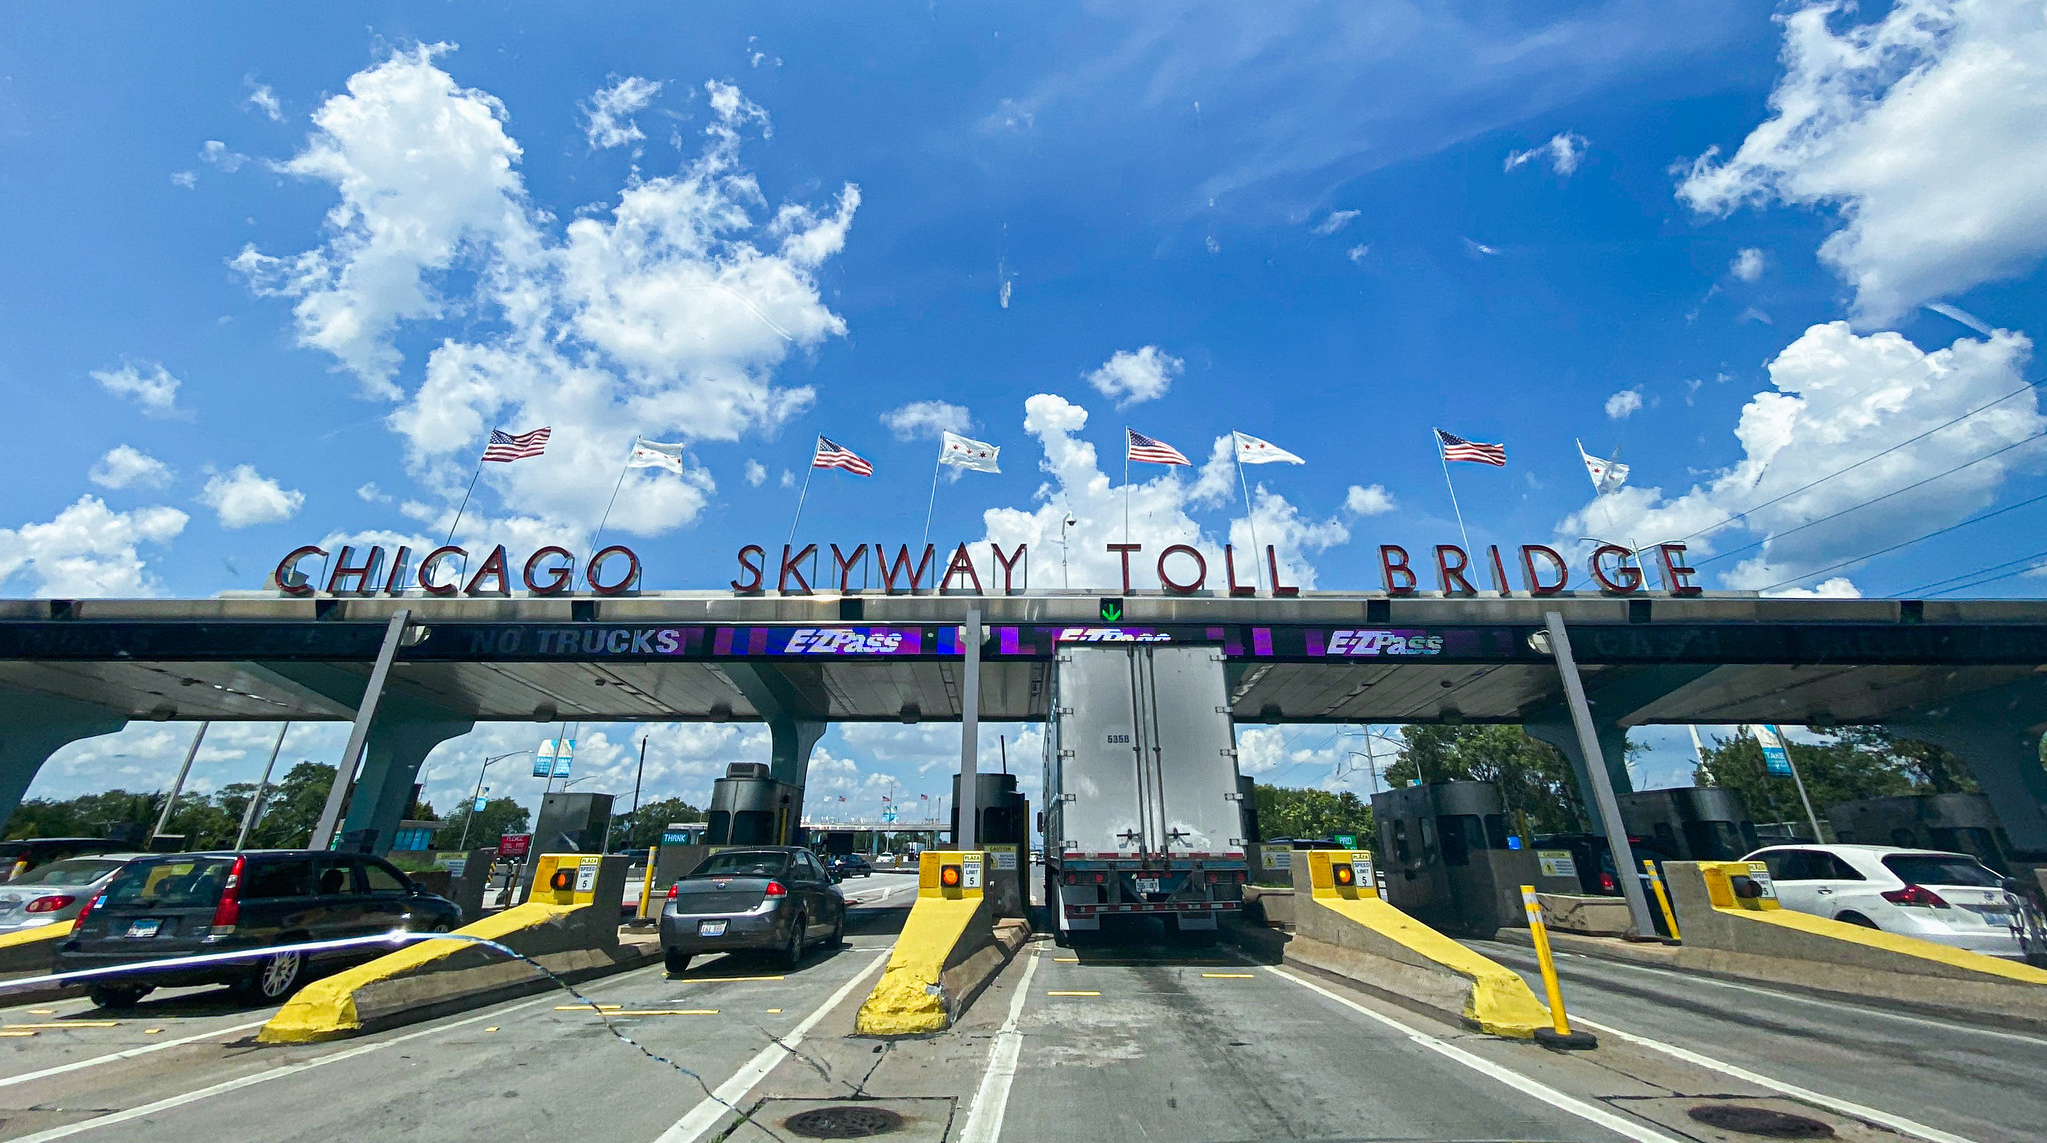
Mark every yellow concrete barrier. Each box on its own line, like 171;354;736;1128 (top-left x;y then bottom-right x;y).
261;853;629;1044
854;851;990;1036
0;920;69;975
1292;850;1552;1039
1686;860;2047;986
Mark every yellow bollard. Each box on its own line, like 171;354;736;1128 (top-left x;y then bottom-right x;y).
637;847;657;919
1642;859;1681;942
1520;885;1597;1050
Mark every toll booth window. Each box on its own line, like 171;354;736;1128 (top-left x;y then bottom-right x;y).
706;810;731;844
1653;822;1681;855
731;811;775;845
1418;817;1437;864
1392;820;1410;863
1738;821;1760;851
1928;827;2008;873
1437;815;1485;867
1483;814;1509;850
1682;820;1747;861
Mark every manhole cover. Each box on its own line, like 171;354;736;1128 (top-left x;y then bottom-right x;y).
782;1105;905;1139
1687;1104;1835;1138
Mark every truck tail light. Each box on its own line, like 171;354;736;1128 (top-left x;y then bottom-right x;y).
210;855;247;936
1882;884;1950;908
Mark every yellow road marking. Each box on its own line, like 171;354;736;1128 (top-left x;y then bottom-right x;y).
1201;973;1256;979
144;1028;163;1034
611;1009;718;1016
1046;991;1100;997
0;1031;35;1038
1051;957;1079;962
766;1008;782;1014
554;1004;623;1011
484;1026;499;1033
26;1009;55;1015
5;1022;119;1030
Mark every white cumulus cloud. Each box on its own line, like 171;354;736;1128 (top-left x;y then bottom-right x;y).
1605;388;1644;420
744;459;767;487
1560;322;2044;594
881;400;973;441
1504;131;1589;176
582;75;663;150
1311;209;1360;235
234;47;856;543
1344;484;1396;516
1678;0;2047;326
199;465;306;528
246;81;284;121
92;361;183;417
89;446;173;490
1731;247;1765;282
1084;346;1182;408
0;496;188;597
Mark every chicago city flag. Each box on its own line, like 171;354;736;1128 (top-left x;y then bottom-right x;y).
1577;439;1629;495
939;430;1000;473
1233;431;1305;465
626;438;687;474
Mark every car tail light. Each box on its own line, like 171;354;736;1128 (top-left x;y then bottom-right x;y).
24;894;75;914
1598;871;1617;893
210;855;247;936
71;894;102;934
1093;872;1105;884
1882;884;1950;908
764;880;789;897
666;882;680;901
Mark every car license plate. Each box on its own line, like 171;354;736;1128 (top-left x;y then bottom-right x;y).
1135;878;1161;895
698;920;727;937
126;919;161;938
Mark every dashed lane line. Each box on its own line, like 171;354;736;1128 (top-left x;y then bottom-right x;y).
1264;964;1684;1143
4;999;552;1143
1572;1016;1979;1143
958;946;1043;1143
651;950;890;1143
0;1019;271;1090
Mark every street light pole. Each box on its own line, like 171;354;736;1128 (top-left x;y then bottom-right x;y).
460;750;530;851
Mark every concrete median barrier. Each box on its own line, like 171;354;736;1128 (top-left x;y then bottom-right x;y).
261;853;654;1043
854;851;1026;1036
1284;850;1552;1039
0;920;67;975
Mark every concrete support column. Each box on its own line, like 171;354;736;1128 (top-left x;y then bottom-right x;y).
0;688;129;834
1886;679;2047;853
337;714;474;854
1523;709;1634;834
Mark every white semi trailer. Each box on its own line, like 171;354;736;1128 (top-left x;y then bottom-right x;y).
1043;643;1250;941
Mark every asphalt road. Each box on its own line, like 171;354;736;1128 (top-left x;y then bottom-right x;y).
0;866;2025;1143
1472;937;2047;1143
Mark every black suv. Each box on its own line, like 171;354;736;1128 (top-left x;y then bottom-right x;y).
57;850;463;1009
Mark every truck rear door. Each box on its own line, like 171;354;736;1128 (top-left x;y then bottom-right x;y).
1055;646;1147;857
1136;646;1244;857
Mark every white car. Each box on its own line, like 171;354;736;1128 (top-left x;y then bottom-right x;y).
1742;843;2035;959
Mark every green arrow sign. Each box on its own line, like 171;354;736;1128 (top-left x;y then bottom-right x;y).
1099;597;1124;622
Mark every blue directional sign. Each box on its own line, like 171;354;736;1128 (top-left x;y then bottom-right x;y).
1754;724;1794;777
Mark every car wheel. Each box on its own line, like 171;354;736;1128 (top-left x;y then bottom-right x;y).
830;908;846;948
1837;912;1880;928
88;984;149;1011
236;949;305;1003
781;916;806;968
665;947;691;976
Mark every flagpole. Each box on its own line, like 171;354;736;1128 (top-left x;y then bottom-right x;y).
921;452;943;551
589;440;634;581
1123;426;1131;550
443;446;489;547
1435;428;1473;553
1232;435;1265;591
788;436;819;548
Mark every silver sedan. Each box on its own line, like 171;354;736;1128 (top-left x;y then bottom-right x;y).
0;854;145;933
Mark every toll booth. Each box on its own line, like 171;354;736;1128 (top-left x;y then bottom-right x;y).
1237;775;1262;845
517;792;614;901
952;772;1029;918
1371;781;1536;938
1828;794;2013;873
707;762;803;846
1616;787;1760;862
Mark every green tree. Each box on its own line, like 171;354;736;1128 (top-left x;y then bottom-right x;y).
1693;729;1979;827
439;797;532;851
1383;725;1587;835
610;797;705;852
243;762;340;849
1252;784;1375;847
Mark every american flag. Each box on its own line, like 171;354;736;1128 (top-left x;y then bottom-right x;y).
1436;428;1506;467
812;435;874;476
1126;428;1191;466
482;427;551;462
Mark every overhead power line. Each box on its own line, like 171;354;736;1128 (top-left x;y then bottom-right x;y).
1759;486;2047;593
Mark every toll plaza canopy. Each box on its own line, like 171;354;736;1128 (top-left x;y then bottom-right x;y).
2;591;2046;852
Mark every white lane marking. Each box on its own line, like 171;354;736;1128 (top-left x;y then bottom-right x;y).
1491;945;2047;1050
0;1018;271;1090
1263;965;1683;1143
653;951;890;1143
958;946;1044;1143
6;998;550;1143
1572;1016;1979;1143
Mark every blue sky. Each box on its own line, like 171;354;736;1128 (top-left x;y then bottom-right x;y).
6;2;2047;820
